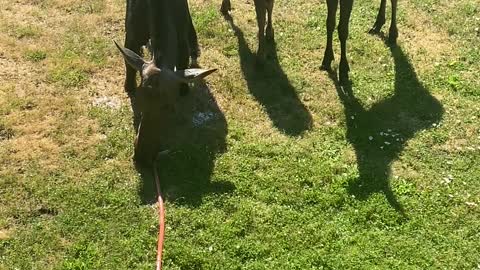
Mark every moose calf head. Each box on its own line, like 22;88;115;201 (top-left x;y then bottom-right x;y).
115;41;217;167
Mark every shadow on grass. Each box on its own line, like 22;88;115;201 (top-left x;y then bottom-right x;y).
133;82;234;206
331;45;443;214
223;15;312;137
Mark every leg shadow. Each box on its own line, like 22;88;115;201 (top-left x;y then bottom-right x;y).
224;16;313;137
332;46;443;214
135;82;234;206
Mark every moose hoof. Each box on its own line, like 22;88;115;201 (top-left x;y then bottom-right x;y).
387;34;398;46
320;59;333;72
320;63;331;72
368;27;381;35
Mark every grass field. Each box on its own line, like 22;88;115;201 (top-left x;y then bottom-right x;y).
1;0;479;269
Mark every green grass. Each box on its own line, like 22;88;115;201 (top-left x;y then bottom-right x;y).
24;49;47;62
1;0;480;269
8;24;40;39
47;65;90;88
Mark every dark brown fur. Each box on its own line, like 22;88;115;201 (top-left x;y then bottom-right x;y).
123;0;200;93
115;45;216;168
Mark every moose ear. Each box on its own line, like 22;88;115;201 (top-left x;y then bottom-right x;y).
114;41;146;72
175;68;217;83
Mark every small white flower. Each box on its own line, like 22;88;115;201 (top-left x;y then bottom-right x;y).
369;136;373;141
385;141;391;145
465;202;478;207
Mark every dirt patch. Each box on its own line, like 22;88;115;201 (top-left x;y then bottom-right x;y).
0;229;11;240
400;6;455;73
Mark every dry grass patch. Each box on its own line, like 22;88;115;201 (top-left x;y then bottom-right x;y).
400;6;455;74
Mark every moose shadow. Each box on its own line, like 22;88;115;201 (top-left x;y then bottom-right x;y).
332;45;443;214
223;15;312;136
131;83;234;206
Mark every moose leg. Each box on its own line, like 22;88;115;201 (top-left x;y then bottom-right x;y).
124;38;142;93
369;0;386;34
321;0;338;71
124;19;146;128
188;22;201;67
388;0;398;45
186;4;201;67
254;0;267;62
124;16;144;94
338;0;353;84
265;0;275;41
133;119;152;168
178;32;191;96
124;0;148;93
220;0;232;15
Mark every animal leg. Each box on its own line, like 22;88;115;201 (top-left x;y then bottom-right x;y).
369;0;386;34
321;0;338;71
178;35;190;96
220;0;232;15
388;0;398;45
186;3;201;67
254;0;267;62
124;2;146;94
338;0;353;84
124;38;142;93
265;0;275;41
